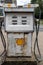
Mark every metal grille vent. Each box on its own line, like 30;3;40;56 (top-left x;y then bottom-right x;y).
12;16;27;25
22;16;27;25
12;16;17;25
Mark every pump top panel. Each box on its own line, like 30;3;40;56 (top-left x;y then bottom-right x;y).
5;7;34;32
4;4;39;32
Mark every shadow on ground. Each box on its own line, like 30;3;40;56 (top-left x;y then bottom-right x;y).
2;61;37;65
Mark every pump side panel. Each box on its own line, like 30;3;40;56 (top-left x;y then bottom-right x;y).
7;33;32;57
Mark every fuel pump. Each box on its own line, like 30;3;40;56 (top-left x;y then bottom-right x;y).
0;3;42;65
4;5;34;57
4;4;40;59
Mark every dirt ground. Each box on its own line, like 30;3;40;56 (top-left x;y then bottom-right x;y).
0;30;43;65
